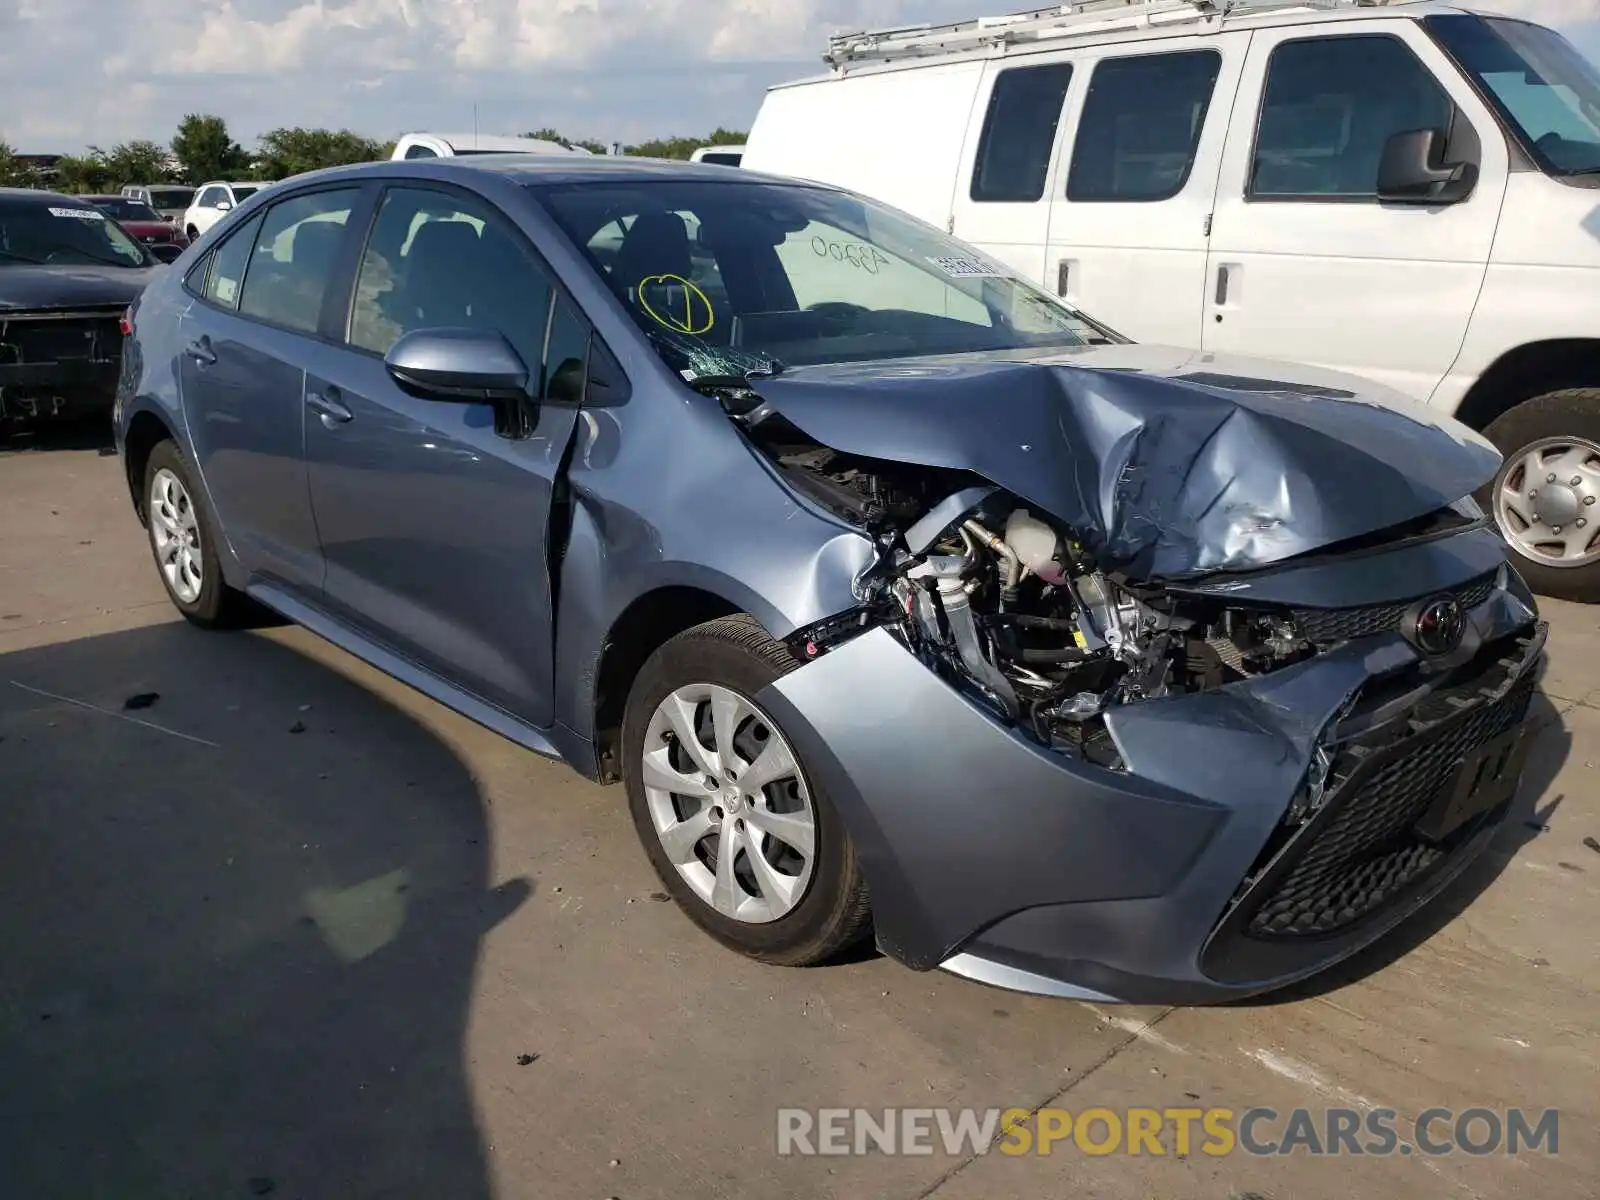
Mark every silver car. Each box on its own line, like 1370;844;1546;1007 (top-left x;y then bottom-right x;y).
114;156;1544;1003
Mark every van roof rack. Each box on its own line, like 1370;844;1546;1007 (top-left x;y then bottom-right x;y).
824;0;1402;67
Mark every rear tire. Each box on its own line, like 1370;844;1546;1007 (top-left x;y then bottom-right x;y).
621;614;872;966
142;439;249;627
1480;389;1600;604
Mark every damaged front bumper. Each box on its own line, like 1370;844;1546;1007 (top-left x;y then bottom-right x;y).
0;307;126;422
754;551;1546;1004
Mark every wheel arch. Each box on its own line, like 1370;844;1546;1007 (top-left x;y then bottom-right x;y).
122;408;179;523
1454;338;1600;432
590;585;748;782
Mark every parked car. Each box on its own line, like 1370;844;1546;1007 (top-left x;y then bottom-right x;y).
81;195;189;253
1;188;163;423
743;0;1600;602
689;144;745;167
391;131;589;160
182;181;267;242
120;184;197;224
115;157;1544;1004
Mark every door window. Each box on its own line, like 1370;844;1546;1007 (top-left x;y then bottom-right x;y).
1250;35;1455;199
1066;50;1221;201
197;214;263;309
196;186;224;208
347;185;553;375
970;62;1075;202
236;188;358;333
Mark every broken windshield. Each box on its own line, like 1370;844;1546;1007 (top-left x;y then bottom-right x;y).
533;178;1117;377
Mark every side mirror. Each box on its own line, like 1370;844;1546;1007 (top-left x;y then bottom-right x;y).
1377;128;1478;205
384;327;530;402
215;200;233;212
147;243;184;264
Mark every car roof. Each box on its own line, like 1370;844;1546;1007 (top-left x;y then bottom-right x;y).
259;155;822;192
0;187;93;204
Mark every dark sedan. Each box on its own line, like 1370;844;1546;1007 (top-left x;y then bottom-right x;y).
114;157;1544;1004
1;188;163;424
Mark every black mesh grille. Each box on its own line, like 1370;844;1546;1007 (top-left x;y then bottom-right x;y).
1292;573;1497;646
1245;649;1537;939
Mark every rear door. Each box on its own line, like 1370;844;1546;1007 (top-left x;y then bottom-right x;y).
1201;20;1507;397
178;185;364;595
1042;34;1248;345
950;55;1076;282
302;182;586;727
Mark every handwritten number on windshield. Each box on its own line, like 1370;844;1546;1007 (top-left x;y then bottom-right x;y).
810;236;890;275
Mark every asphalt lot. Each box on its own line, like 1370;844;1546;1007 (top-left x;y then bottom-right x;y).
1;426;1596;1200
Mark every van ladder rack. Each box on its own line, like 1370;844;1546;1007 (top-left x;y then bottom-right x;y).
825;0;1401;67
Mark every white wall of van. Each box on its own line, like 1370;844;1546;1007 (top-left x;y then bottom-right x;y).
743;0;1600;602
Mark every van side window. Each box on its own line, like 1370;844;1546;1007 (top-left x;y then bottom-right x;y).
1066;50;1221;202
970;63;1074;203
1250;35;1454;199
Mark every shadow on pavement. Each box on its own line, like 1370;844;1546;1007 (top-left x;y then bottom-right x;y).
0;620;528;1199
1241;687;1573;1005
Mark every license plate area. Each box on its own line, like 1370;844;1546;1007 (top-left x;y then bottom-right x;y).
1414;724;1530;843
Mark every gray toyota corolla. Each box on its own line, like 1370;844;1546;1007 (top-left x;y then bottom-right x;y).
115;157;1544;1003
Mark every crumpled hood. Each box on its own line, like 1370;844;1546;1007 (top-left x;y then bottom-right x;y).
748;344;1501;579
0;263;161;311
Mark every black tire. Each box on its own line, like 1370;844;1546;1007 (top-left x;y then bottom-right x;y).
1480;389;1600;604
142;439;249;627
622;614;873;966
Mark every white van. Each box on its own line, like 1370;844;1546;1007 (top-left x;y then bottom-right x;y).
744;0;1600;601
390;132;591;160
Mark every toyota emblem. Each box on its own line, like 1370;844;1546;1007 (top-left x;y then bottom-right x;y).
1405;594;1466;657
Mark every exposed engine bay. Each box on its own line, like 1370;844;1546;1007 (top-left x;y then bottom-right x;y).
746;412;1325;764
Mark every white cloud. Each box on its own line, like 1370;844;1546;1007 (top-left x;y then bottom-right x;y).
0;0;1595;152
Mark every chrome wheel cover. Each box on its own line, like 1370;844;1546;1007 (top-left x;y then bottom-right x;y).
149;467;204;604
641;684;817;924
1493;436;1600;569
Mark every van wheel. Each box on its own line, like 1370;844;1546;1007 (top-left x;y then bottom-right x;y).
1481;388;1600;603
621;614;872;966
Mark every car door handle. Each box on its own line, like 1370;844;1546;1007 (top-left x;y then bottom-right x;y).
184;337;216;366
305;387;353;424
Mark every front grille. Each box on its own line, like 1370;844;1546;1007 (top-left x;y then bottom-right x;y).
0;309;124;367
1291;572;1497;645
1246;657;1536;938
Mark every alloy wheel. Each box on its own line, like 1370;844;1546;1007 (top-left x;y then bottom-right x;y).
640;683;817;924
149;467;204;604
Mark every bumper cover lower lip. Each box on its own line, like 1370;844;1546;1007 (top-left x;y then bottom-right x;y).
758;559;1544;1005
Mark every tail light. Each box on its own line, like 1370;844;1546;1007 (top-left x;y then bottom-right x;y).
119;308;134;338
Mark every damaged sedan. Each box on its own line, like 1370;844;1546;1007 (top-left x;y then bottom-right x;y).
115;159;1545;1003
2;188;163;426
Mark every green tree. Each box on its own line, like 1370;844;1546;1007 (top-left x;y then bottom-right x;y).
52;151;114;194
252;127;386;180
171;113;249;184
0;140;32;188
101;140;173;188
623;126;748;160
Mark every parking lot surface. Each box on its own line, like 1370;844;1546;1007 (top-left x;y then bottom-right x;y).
2;432;1596;1200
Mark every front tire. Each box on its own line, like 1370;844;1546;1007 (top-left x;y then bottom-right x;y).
1482;389;1600;603
143;440;247;627
622;614;872;966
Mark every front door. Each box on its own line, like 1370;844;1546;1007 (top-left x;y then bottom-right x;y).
178;185;363;594
303;184;582;727
1042;35;1247;346
1201;20;1508;399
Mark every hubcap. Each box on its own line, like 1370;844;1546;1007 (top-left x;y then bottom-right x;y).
1493;436;1600;569
641;683;817;924
149;467;204;604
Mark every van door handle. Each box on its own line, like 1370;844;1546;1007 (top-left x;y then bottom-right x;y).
1214;265;1231;306
184;336;216;366
305;387;352;424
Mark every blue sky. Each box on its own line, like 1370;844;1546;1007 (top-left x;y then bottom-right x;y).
0;0;1595;153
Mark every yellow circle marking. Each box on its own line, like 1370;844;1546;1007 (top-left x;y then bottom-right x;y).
637;273;714;335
